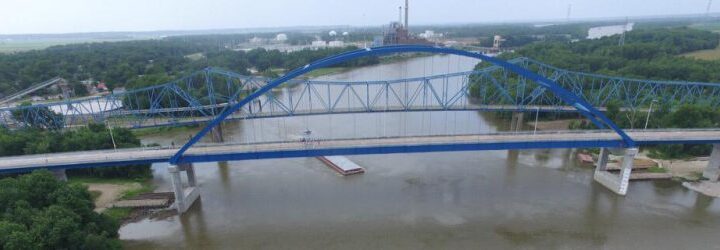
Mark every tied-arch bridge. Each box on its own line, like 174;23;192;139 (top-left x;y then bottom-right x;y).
1;45;720;214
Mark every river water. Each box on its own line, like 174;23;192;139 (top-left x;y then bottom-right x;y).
121;55;720;249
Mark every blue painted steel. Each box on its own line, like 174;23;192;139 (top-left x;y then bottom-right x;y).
4;57;720;131
171;45;635;164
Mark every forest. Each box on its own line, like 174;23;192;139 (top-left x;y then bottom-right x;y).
0;170;121;249
470;26;720;158
0;37;378;96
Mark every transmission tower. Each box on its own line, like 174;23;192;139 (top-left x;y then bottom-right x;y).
619;17;629;46
566;4;572;22
706;0;714;20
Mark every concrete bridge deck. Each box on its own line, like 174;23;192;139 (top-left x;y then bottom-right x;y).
1;129;719;173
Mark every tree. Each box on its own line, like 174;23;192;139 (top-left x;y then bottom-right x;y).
11;102;65;130
0;171;121;249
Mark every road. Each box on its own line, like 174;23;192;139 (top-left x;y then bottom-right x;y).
0;129;718;173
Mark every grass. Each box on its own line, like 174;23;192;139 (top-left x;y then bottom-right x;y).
104;207;133;222
0;38;134;53
120;181;154;200
680;45;720;60
89;190;102;201
68;176;145;185
647;166;668;173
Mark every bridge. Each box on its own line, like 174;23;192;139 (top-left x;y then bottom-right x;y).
0;77;64;106
1;45;720;214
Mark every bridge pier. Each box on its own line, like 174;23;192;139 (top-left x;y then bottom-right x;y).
210;124;224;143
510;112;525;132
51;169;67;181
703;144;720;182
169;163;200;214
593;147;638;195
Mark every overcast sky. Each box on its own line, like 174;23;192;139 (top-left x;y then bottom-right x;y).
0;0;713;34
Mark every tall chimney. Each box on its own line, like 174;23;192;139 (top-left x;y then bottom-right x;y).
399;6;403;25
405;0;409;29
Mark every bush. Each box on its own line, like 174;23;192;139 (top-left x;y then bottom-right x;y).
0;170;121;249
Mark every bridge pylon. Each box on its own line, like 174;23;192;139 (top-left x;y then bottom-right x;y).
510;112;525;132
210;124;224;143
703;144;720;181
593;147;638;195
168;163;200;214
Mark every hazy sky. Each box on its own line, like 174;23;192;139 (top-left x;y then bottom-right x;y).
0;0;713;34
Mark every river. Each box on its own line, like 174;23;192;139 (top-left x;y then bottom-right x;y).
120;55;720;249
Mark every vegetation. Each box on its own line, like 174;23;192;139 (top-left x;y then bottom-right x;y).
0;36;378;97
680;45;720;60
471;26;720;159
507;27;720;82
0;124;151;179
570;101;719;158
0;170;121;249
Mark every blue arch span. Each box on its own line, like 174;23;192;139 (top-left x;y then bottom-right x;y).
170;45;635;164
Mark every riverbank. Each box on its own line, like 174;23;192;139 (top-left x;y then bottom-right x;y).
70;176;169;223
299;53;433;79
533;119;719;196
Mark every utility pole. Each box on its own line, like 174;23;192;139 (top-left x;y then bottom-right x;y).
619;17;628;46
706;0;714;21
105;120;117;150
566;4;572;23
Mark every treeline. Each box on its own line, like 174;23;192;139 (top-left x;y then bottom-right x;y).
0;35;378;96
0;170;121;249
0;124;151;178
511;27;720;82
570;102;719;158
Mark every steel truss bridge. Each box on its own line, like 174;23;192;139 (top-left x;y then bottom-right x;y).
2;54;720;131
2;45;720;204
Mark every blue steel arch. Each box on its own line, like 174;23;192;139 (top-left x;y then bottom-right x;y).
170;45;635;164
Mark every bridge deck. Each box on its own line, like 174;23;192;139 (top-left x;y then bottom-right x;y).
0;129;718;173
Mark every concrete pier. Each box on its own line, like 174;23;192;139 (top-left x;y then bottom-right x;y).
169;163;200;214
510;112;525;132
594;147;638;195
51;168;67;181
703;144;720;182
210;124;224;143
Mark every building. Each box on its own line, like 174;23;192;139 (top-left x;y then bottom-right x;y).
382;1;433;46
328;41;345;47
311;40;327;47
276;33;288;42
587;23;634;39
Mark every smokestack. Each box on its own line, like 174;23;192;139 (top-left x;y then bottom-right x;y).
405;0;409;29
399;6;403;25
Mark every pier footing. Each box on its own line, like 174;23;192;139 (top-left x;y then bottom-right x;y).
703;144;720;182
169;163;200;214
594;147;638;195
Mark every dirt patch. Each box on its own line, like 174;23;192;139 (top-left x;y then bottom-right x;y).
87;183;142;212
662;160;706;180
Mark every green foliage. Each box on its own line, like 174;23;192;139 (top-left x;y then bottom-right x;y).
0;33;378;97
516;27;720;82
0;124;151;179
571;104;720;158
0;170;121;249
11;102;65;130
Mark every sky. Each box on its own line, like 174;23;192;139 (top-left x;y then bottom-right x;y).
0;0;714;34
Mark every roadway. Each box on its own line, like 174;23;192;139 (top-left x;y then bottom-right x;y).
0;129;718;173
59;104;646;129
